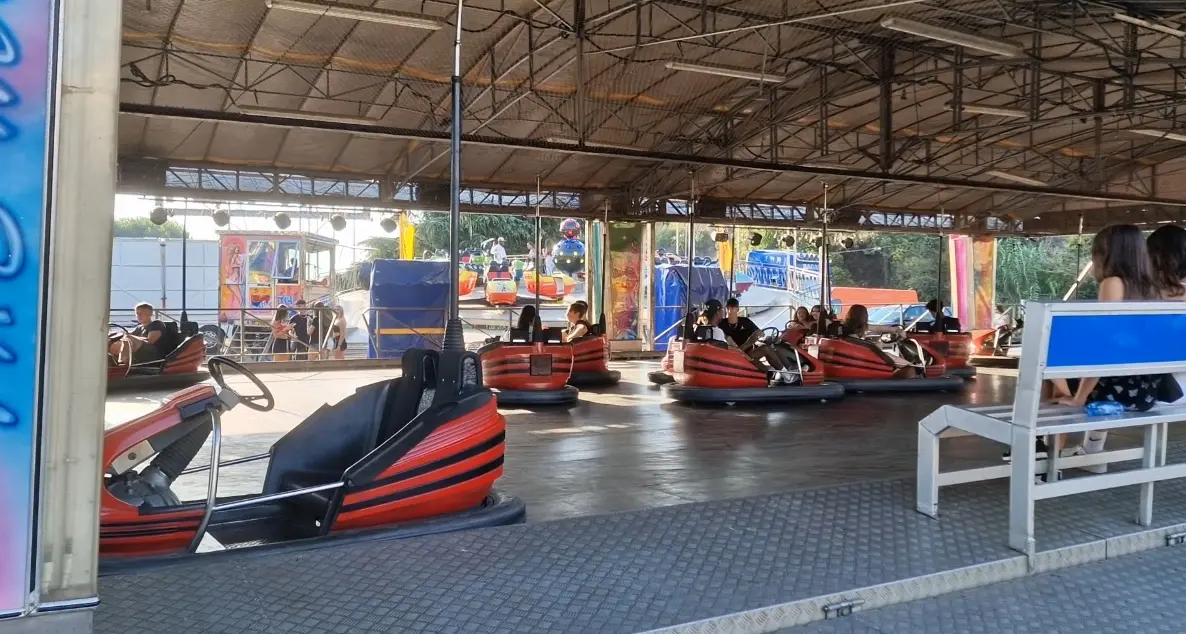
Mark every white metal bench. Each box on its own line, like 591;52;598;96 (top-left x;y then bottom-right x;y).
916;300;1186;555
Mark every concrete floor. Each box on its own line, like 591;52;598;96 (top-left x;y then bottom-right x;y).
105;363;1074;523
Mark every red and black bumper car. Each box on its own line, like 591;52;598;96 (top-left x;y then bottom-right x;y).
661;321;844;405
485;262;518;306
100;351;524;574
568;315;621;387
108;322;208;392
908;331;976;379
478;326;578;406
814;335;964;393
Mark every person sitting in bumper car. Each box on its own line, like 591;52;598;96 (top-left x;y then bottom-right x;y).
841;304;916;378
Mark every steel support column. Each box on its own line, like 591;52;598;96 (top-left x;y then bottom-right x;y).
445;0;466;349
879;44;894;173
575;0;587;143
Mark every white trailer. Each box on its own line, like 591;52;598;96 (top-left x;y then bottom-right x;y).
109;237;223;349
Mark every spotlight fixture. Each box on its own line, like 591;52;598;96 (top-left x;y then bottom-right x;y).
663;61;787;84
330;214;347;231
986;170;1047;187
713;231;730;243
781;235;795;248
264;0;445;30
944;102;1028;118
880;17;1026;57
841;237;855;250
814;237;824;249
1112;12;1186;38
149;207;169;226
212;209;230;227
1128;128;1186;143
380;216;398;233
236;105;379;126
749;232;762;247
273;212;291;230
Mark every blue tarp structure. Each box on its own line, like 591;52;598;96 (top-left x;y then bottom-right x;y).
652;264;729;351
368;260;449;359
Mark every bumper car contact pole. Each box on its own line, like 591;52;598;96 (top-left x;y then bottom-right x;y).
444;0;466;352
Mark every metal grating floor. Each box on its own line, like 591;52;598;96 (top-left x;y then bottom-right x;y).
95;443;1186;634
786;544;1186;634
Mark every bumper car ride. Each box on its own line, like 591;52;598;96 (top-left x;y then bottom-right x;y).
662;340;844;405
99;351;525;575
478;333;578;407
816;336;965;393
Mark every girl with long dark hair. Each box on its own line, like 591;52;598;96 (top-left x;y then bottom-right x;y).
1046;225;1162;466
1147;225;1186;405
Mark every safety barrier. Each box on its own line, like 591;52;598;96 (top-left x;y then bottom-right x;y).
917;300;1186;555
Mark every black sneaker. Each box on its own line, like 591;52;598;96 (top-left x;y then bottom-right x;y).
1002;437;1048;462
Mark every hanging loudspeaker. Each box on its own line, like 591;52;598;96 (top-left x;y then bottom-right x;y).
781;235;795;248
842;237;854;249
814;237;824;248
273;212;291;230
212;209;230;227
713;231;729;243
330;214;347;231
149;207;169;226
749;232;762;246
380;216;398;233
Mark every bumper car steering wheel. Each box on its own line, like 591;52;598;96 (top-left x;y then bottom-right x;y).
758;326;783;345
207;356;275;412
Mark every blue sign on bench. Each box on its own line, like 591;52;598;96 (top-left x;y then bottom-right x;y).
1046;312;1186;369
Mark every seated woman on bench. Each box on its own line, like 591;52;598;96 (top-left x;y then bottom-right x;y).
561;300;591;342
1051;225;1161;412
1150;224;1186;406
841;304;916;378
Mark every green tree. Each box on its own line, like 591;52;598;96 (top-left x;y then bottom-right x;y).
996;236;1094;302
113;217;190;239
358;237;400;261
413;212;564;257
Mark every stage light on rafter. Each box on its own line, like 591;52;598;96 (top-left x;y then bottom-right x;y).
273;212;291;230
749;232;762;247
330;214;347;231
149;207;169;226
380;216;398;233
212;208;230;227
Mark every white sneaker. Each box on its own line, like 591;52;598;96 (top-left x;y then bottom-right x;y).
1061;444;1107;474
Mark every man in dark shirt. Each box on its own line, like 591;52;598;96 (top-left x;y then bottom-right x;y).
721;298;760;350
290;299;312;359
111;302;166;365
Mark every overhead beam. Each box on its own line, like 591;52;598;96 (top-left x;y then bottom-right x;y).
879;44;894;173
121;103;1186;209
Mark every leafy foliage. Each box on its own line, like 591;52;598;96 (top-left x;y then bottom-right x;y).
114;217;190;239
413;212;564;257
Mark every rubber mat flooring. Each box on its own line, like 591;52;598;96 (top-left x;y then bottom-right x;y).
96;442;1186;634
786;544;1186;634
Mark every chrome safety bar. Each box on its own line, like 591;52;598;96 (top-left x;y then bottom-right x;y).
180;452;270;476
210;481;345;513
188;406;222;553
